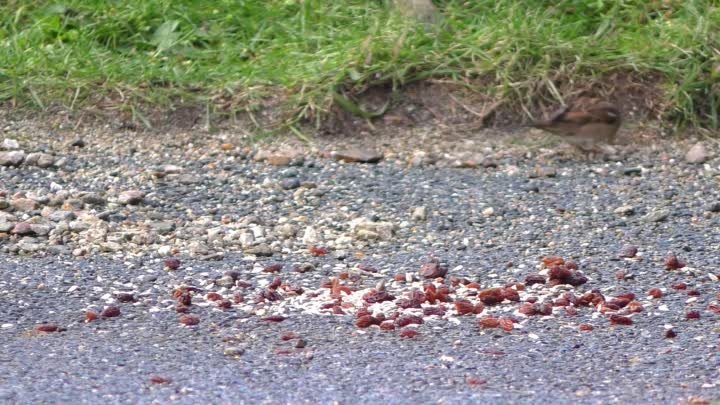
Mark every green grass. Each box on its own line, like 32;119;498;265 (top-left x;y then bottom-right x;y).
1;0;719;128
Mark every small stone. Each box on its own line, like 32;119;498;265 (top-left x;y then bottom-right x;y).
150;221;176;235
481;159;499;168
293;262;315;273
614;205;635;216
618;245;638;258
266;154;293;166
268;151;305;167
47;245;72;255
69;221;91;232
351;219;395;241
29;223;51;236
244;243;273;257
482;207;495;217
215;275;236;288
302;226;318;244
276;223;298;238
451;155;482;168
0;221;14;233
11;198;38;212
118;190;145;205
239;232;255;248
69;138;86;148
280;178;301;190
223;346;245;357
62;199;84;211
644;209;670;223
419;259;447;279
176;174;201;185
530;166;557;178
11;222;33;235
24;152;55;168
407;151;437;167
622;167;642;176
685;142;710;164
411;206;427;221
1;139;20;150
0;151;25;166
163;164;183;174
100;242;122;252
705;202;720;213
333;148;383;164
80;192;106;206
356;229;380;240
48;210;76;222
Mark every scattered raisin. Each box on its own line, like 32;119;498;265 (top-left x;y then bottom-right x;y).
478;288;504;305
665;253;686;270
609;315;633;325
478;317;500;329
263;263;283;273
648;288;663;299
396;315;424;327
115;292;135;303
454;299;475;315
34;324;63;333
362;289;395;304
380;321;396;331
618;245;638;258
281;332;300;341
268;277;282;290
85;311;98;322
399;329;420;338
164;258;181;270
423;306;446;316
525;273;547;285
179;314;200;326
149;376;172;385
579;324;594;332
101;306;121;318
502;288;520;302
707;304;720;314
466;377;487;386
206;292;223;301
355;315;379;328
626;301;644;313
419;259;448;279
262;315;287;322
309;246;329;256
498;317;514;332
542;256;565;267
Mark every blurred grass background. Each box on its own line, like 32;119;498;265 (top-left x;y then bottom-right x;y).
1;0;718;128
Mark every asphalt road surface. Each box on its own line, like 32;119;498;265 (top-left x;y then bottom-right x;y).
1;128;720;405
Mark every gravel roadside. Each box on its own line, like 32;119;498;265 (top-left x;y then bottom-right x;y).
1;122;719;405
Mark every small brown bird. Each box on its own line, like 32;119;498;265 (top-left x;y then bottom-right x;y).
531;99;621;153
